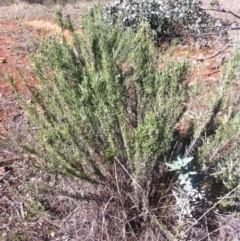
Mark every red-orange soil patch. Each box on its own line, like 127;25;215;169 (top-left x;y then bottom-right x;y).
0;17;80;95
0;20;38;95
0;17;84;151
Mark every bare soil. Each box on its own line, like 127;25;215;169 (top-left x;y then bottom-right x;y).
202;0;240;26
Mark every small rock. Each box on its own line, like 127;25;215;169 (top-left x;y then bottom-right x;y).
0;57;7;63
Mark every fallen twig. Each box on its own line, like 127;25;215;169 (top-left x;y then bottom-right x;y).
202;7;240;20
194;28;228;38
0;157;20;166
204;70;220;77
184;182;240;235
0;170;11;182
193;27;229;48
194;43;232;61
210;27;229;47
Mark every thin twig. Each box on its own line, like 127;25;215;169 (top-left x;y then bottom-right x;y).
194;43;232;61
194;31;225;38
230;27;240;30
0;157;19;166
210;28;229;47
114;157;143;192
41;216;62;229
101;196;115;241
62;206;79;223
113;159;137;241
201;7;240;20
195;25;230;29
0;171;11;182
197;226;227;241
184;183;240;235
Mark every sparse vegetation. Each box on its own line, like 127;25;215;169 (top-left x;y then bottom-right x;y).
2;0;240;240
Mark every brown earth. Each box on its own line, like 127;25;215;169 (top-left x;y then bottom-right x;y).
0;3;99;182
202;0;240;26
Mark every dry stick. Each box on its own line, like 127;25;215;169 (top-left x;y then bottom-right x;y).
192;7;240;61
41;216;62;229
194;29;227;38
0;171;11;182
184;182;240;235
197;226;227;241
210;27;229;47
194;43;232;61
113;159;137;241
201;7;240;20
230;27;240;30
0;157;19;166
114;157;143;192
101;196;116;241
114;158;176;240
62;206;79;224
204;215;210;241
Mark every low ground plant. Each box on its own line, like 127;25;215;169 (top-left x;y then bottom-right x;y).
7;3;240;240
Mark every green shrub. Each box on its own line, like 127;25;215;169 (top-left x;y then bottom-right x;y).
14;7;188;187
104;0;220;41
197;50;240;191
8;5;240;240
8;6;190;238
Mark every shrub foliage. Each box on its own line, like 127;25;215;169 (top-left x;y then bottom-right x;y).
8;4;240;240
15;8;190;188
104;0;219;40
